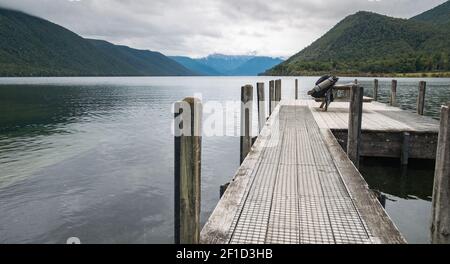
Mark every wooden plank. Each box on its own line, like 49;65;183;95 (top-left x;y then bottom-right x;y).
200;105;282;244
320;128;406;244
202;101;407;244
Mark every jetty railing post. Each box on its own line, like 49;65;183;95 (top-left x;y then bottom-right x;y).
269;80;275;115
240;85;253;164
417;81;427;115
401;132;410;166
257;82;266;133
373;79;379;101
347;84;364;169
295;79;298;100
174;97;202;244
431;104;450;244
390;80;397;106
275;79;282;105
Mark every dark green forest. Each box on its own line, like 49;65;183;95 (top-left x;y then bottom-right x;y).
266;1;450;76
0;8;194;77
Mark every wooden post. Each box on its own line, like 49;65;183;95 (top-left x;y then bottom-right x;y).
275;79;282;104
269;80;275;115
373;79;379;101
417;81;427;115
278;79;282;102
240;85;253;164
431;104;450;244
347;85;364;169
354;79;358;84
295;79;299;100
174;97;202;244
390;80;397;106
257;82;266;133
401;132;410;166
220;183;230;198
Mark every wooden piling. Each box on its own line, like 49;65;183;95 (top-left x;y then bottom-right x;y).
240;85;253;164
269;80;275;115
431;104;450;244
347;85;364;169
275;79;282;104
401;132;410;166
257;82;266;133
295;79;299;100
373;79;379;101
390;80;397;106
220;183;230;198
174;97;202;244
417;81;427;116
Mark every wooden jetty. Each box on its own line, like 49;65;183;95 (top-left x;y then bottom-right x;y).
175;79;448;244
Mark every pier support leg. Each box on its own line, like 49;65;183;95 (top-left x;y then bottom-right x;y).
275;79;282;106
295;79;298;100
174;97;202;244
269;80;275;115
257;82;266;133
431;104;450;244
390;80;397;106
401;132;410;166
373;79;379;101
240;85;253;164
347;85;363;169
417;81;427;116
220;182;230;198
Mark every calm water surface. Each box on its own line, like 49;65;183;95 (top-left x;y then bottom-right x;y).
0;76;449;244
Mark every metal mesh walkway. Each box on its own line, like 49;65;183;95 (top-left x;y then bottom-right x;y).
226;105;372;244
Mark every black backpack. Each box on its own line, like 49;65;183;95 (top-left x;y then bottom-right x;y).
310;75;338;99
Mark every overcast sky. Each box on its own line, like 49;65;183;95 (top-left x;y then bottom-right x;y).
0;0;447;58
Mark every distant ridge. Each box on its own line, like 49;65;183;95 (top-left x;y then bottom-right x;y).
266;2;450;76
170;56;221;76
172;54;283;76
0;8;195;77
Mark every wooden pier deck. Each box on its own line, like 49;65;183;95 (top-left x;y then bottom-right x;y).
200;99;439;244
310;100;440;160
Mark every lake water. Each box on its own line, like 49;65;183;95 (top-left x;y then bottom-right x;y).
0;76;449;244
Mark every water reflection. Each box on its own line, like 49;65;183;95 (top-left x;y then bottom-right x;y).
359;157;435;244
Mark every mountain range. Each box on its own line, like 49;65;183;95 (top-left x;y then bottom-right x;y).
0;7;282;77
266;1;450;76
0;8;197;77
2;1;450;77
170;54;283;76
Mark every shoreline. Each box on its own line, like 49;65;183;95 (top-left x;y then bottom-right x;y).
263;71;450;78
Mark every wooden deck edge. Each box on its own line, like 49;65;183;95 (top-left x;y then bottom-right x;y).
200;105;281;244
319;128;407;244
